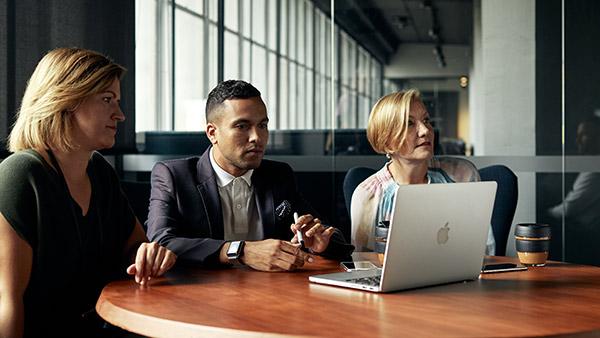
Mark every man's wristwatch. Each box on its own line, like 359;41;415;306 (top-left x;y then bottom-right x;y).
227;240;245;264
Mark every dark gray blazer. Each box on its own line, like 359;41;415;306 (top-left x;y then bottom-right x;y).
146;147;354;265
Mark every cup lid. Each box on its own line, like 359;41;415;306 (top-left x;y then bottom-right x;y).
514;223;551;238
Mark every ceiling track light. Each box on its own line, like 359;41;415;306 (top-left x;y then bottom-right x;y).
433;45;446;68
393;15;409;29
428;28;439;40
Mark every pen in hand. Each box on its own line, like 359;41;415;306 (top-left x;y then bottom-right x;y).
293;212;306;249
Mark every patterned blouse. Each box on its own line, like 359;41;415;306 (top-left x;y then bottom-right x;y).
350;158;496;254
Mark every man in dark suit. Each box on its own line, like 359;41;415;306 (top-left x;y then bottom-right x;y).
146;80;354;271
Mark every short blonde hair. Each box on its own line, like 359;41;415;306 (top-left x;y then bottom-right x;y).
8;47;126;152
366;89;422;154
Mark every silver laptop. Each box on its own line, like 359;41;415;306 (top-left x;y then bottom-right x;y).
309;181;497;292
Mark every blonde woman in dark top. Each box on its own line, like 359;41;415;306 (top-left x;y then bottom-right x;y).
0;48;177;338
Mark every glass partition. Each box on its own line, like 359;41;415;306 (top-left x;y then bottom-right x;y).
135;0;600;261
560;0;600;265
327;0;587;262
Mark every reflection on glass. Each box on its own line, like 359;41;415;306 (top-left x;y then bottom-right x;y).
547;117;600;265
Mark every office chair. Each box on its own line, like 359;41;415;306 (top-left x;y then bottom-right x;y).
343;167;376;216
343;161;518;256
342;167;377;241
478;165;518;256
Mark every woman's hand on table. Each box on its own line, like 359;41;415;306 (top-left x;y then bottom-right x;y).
126;242;177;286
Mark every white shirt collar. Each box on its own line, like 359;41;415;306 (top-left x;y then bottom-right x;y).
209;147;253;187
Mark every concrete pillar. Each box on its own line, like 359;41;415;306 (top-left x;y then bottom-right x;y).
470;0;537;255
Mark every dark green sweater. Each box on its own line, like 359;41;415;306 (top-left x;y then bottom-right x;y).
0;150;135;337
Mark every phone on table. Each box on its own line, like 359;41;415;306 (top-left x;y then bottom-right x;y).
481;263;527;274
340;261;377;272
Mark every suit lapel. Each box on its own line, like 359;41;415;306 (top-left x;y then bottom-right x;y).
253;168;276;239
196;148;224;239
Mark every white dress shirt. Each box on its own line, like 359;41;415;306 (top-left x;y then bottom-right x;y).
209;148;264;241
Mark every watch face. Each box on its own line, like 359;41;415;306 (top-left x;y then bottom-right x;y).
229;241;241;254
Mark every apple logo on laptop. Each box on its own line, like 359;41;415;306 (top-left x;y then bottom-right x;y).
437;222;450;244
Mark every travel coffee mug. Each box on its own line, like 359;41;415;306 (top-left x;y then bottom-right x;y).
515;223;551;267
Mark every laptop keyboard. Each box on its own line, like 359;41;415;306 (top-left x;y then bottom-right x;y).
347;275;381;286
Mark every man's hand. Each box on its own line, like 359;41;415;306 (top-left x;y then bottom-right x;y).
291;214;335;253
240;239;313;272
126;242;177;286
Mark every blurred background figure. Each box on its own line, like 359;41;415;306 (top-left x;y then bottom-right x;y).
548;116;600;265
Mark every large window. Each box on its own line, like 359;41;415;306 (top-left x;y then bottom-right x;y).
135;0;383;132
136;0;218;132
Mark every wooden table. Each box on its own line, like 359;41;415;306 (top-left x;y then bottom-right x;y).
97;254;600;338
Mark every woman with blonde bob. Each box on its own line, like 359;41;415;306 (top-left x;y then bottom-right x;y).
350;89;495;253
0;48;176;338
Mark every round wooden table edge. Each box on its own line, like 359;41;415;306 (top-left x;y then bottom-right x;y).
96;291;314;338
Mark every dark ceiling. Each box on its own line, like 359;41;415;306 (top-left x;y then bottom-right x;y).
312;0;473;64
372;0;473;45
